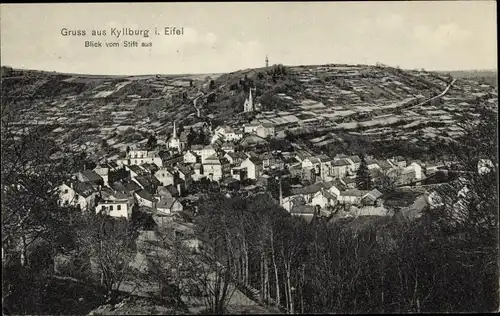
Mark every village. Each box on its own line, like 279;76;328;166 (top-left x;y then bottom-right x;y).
58;83;466;252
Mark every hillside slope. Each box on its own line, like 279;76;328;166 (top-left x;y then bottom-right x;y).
1;64;497;162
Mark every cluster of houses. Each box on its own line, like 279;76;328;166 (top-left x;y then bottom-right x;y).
59;116;433;228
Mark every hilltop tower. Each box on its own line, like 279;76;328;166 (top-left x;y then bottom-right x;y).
265;54;269;68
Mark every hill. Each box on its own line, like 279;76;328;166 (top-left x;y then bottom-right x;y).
1;63;497;162
436;69;497;87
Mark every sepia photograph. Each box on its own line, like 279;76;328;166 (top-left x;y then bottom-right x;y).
1;1;498;315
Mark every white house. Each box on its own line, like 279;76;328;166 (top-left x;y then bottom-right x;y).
478;159;495;175
126;165;149;179
255;123;276;138
244;122;260;134
311;189;337;209
224;151;248;166
183;150;199;164
154;168;175;187
134;190;156;208
211;126;243;143
331;159;351;179
203;155;230;182
240;157;263;180
281;195;306;212
96;199;132;219
117;150;163;168
337;189;369;205
93;165;109;187
156;197;184;215
192;144;217;164
59;182;98;211
345;156;361;174
366;160;381;170
405;162;424;180
317;154;333;180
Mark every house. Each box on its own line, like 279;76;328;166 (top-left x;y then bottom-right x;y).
224;151;248;166
288;181;342;205
141;163;159;175
211;125;244;143
126;165;149;178
154;167;176;187
132;174;161;193
311;189;337;209
337;189;369;205
301;157;321;175
317;154;333;180
59;181;98;211
340;177;356;189
96;199;132;219
388;156;406;168
361;189;383;206
478;159;494;175
183;150;199;164
117;150;163;168
192;144;217;164
295;151;311;163
176;163;193;189
163;153;184;167
255;123;276;138
240;157;264;180
331;159;351;179
93;165;109;187
134;189;156;208
230;166;247;181
111;179;142;196
77;170;104;186
156;196;183;215
244;122;260;134
346;156;361;174
405;161;424;180
220;142;236;153
238;134;268;148
203;154;230;182
282;195;306;212
261;152;285;170
366;160;381;170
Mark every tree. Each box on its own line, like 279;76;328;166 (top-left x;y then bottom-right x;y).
1;103;84;313
375;168;401;193
146;134;157;151
75;214;138;302
356;154;372;190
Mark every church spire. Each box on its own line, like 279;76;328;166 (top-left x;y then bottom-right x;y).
265;54;269;68
173;121;177;139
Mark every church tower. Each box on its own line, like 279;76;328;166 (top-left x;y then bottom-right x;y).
265;54;269;68
243;88;254;113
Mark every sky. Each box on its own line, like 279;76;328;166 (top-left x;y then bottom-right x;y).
1;2;497;75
